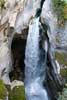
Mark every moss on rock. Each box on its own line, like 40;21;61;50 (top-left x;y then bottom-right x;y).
9;86;25;100
55;51;67;66
0;80;7;100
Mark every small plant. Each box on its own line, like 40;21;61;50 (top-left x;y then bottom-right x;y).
9;86;25;100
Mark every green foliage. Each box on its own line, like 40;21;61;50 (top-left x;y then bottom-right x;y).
52;0;67;20
0;80;7;99
58;87;67;100
9;86;25;100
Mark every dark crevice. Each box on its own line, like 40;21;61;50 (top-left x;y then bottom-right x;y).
35;0;45;17
41;0;45;8
10;36;27;82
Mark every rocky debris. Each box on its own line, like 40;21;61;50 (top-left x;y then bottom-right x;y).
11;80;24;90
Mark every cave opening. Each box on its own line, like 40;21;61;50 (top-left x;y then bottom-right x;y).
10;34;27;82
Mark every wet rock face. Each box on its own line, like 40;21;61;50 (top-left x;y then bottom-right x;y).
15;0;42;33
0;27;13;85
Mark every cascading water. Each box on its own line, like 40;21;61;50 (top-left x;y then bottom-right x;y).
25;17;49;100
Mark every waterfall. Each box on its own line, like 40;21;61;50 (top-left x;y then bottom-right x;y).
25;17;49;100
